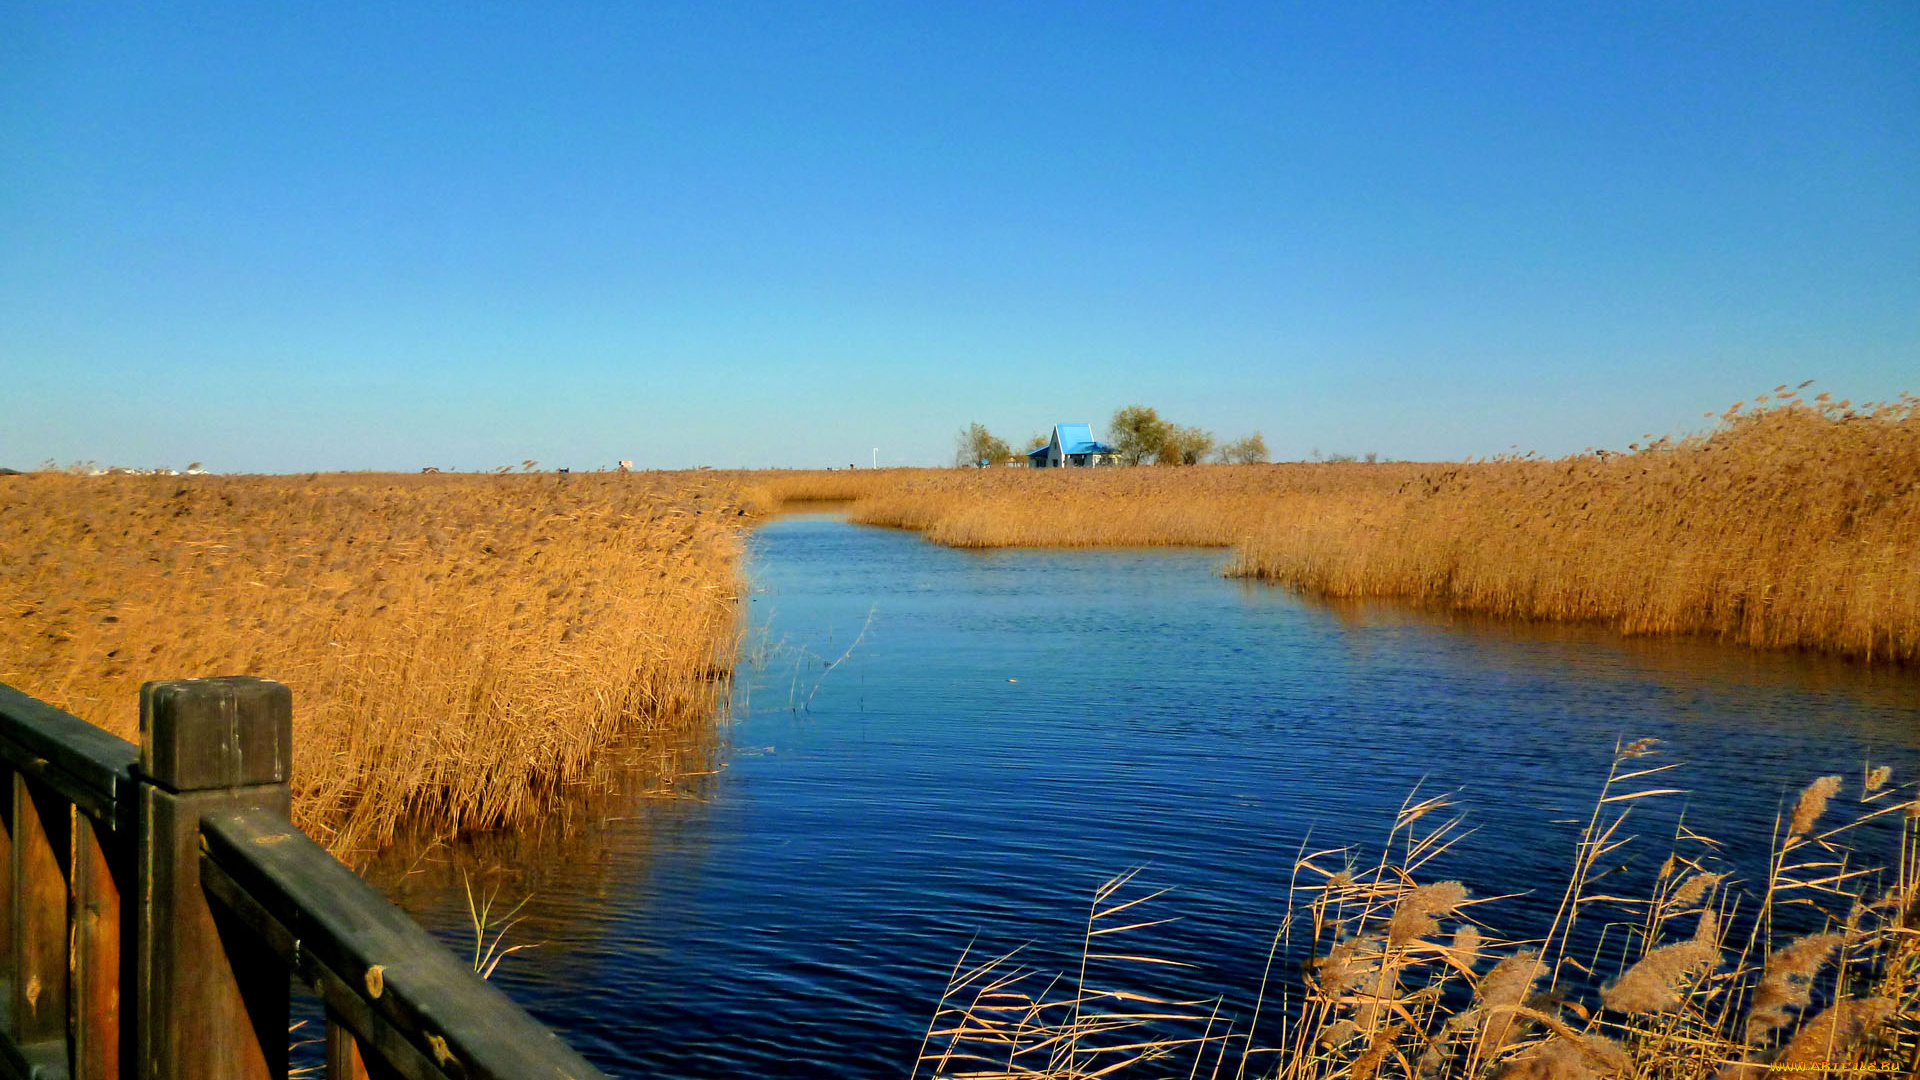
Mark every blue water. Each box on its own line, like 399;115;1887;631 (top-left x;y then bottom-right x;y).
373;513;1920;1078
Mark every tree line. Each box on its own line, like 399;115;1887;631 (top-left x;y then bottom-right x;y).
955;407;1269;467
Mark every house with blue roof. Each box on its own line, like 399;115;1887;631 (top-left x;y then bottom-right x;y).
1027;423;1118;467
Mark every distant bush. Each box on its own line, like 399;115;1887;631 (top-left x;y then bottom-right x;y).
1217;433;1269;464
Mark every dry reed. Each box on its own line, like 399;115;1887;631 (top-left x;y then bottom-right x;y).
915;744;1920;1080
0;471;749;859
758;390;1919;663
1235;392;1920;663
753;463;1421;549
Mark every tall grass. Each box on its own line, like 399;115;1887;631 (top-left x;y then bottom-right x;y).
757;392;1919;662
1234;393;1920;662
754;464;1421;549
0;471;748;859
917;746;1920;1079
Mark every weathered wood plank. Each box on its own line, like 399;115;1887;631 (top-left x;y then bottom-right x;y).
136;679;288;794
135;679;292;1080
0;738;118;835
201;812;607;1080
68;813;120;1080
11;776;69;1050
202;858;442;1080
326;1013;407;1080
326;1016;370;1080
139;783;289;1079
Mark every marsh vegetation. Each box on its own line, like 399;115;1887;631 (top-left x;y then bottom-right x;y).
0;470;749;858
919;747;1920;1080
757;391;1920;664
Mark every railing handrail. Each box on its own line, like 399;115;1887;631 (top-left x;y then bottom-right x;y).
0;682;139;828
200;810;603;1080
0;676;610;1080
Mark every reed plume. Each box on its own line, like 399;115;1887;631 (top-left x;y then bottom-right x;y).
1601;911;1720;1015
1743;932;1843;1046
1772;997;1894;1068
1495;1032;1629;1080
1470;951;1545;1062
1389;881;1469;947
1789;775;1844;840
1351;1022;1404;1080
1450;923;1482;961
1668;872;1725;909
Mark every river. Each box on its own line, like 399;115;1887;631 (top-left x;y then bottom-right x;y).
368;512;1920;1078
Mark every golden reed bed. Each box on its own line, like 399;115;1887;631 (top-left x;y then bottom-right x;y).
1;391;1909;857
0;471;750;859
1235;395;1920;663
755;392;1919;663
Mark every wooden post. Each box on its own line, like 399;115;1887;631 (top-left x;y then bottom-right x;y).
136;677;293;1080
324;1013;401;1080
324;1016;368;1080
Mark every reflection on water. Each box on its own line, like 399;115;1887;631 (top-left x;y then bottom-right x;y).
1311;593;1920;710
376;513;1920;1079
365;728;726;960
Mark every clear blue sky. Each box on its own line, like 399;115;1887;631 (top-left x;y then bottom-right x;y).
4;2;1915;471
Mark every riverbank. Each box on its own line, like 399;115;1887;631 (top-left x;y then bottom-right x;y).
0;471;750;859
378;510;1920;1079
751;394;1919;663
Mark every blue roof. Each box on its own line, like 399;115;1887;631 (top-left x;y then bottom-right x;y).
1028;423;1115;457
1056;423;1114;454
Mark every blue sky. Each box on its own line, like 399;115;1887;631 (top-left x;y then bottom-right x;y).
3;2;1915;471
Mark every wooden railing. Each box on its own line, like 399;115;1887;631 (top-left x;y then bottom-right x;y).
0;676;609;1080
